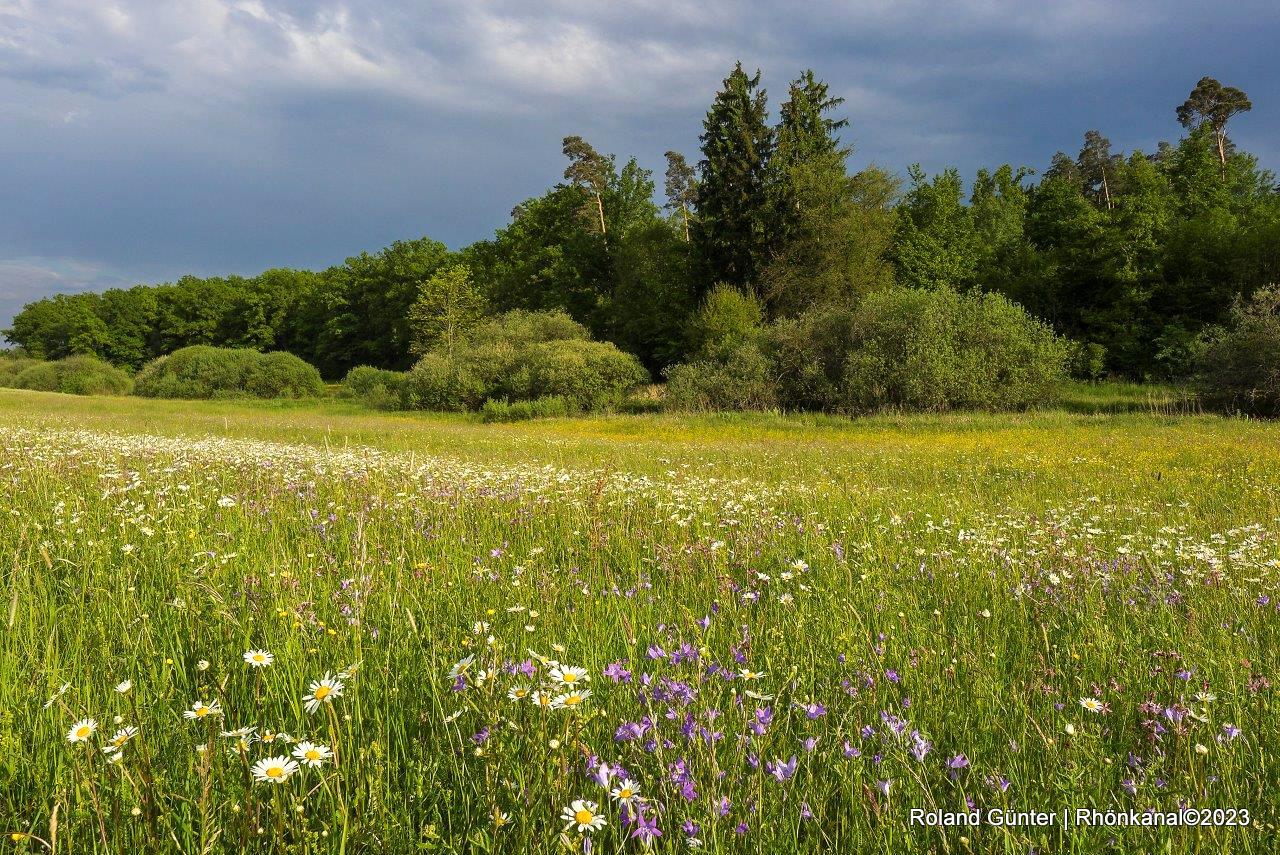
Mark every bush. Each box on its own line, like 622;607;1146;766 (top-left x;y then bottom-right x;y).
9;355;133;395
404;311;647;413
757;286;1070;414
686;284;766;358
342;366;410;410
665;344;779;412
826;287;1066;412
0;356;44;387
1069;341;1109;381
134;346;323;399
1195;286;1280;416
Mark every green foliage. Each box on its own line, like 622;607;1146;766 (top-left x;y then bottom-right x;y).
692;63;775;293
4;355;133;395
134;346;323;399
0;355;42;386
341;366;411;410
2;69;1274;393
839;287;1068;412
769;288;1067;413
891;166;982;291
1195;286;1280;416
1068;341;1109;381
664;343;778;412
404;311;647;413
686;284;766;358
407;264;487;358
480;396;570;422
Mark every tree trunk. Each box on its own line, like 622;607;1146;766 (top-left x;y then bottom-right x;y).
595;193;607;235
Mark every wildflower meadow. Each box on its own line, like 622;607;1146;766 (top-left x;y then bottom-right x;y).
1;390;1277;853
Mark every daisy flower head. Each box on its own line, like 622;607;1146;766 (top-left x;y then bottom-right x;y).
549;665;589;687
291;741;333;768
109;726;138;749
610;778;641;804
251;755;299;784
1080;697;1104;713
530;690;556;710
507;686;531;701
183;699;223;720
554;689;592;710
244;649;274;668
115;680;133;695
447;655;475;681
561;799;606;833
43;682;71;710
67;718;98;743
303;674;344;714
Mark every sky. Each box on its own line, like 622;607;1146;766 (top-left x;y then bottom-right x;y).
1;0;1277;330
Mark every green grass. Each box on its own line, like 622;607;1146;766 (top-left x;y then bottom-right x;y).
0;386;1277;853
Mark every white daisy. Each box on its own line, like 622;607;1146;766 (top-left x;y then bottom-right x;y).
610;779;641;804
561;799;606;833
1080;697;1104;713
303;674;344;714
250;755;299;784
291;741;333;768
183;699;223;720
553;690;592;709
67;718;98;743
243;649;274;668
108;726;138;749
549;665;589;687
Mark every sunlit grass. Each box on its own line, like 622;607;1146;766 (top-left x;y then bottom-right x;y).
0;387;1277;853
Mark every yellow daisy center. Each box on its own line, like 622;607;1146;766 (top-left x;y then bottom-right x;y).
574;809;594;825
619;788;632;799
253;654;265;662
562;673;578;683
306;750;320;761
564;694;583;705
195;707;209;716
314;686;331;699
266;765;284;778
76;726;91;738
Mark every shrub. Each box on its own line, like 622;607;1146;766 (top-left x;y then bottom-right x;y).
837;288;1067;412
665;344;779;412
686;284;766;358
1195;286;1280;416
134;346;323;399
0;356;44;387
342;366;410;410
404;311;646;413
764;288;1067;414
10;355;133;395
1069;341;1109;381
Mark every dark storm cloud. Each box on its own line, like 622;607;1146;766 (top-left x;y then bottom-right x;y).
1;0;1276;329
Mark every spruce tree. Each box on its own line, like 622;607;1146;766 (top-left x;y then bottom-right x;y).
692;63;774;295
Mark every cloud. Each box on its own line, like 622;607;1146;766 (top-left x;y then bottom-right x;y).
0;0;1276;328
0;256;131;335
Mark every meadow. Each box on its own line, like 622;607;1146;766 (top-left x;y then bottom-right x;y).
0;386;1277;853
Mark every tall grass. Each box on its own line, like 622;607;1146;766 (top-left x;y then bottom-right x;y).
0;389;1276;853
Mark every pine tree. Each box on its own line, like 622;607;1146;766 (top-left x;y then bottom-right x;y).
692;63;774;295
562;135;611;235
663;151;696;242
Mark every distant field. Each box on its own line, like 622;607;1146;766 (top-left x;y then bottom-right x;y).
1;386;1277;853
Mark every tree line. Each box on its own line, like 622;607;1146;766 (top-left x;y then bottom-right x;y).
6;70;1276;381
